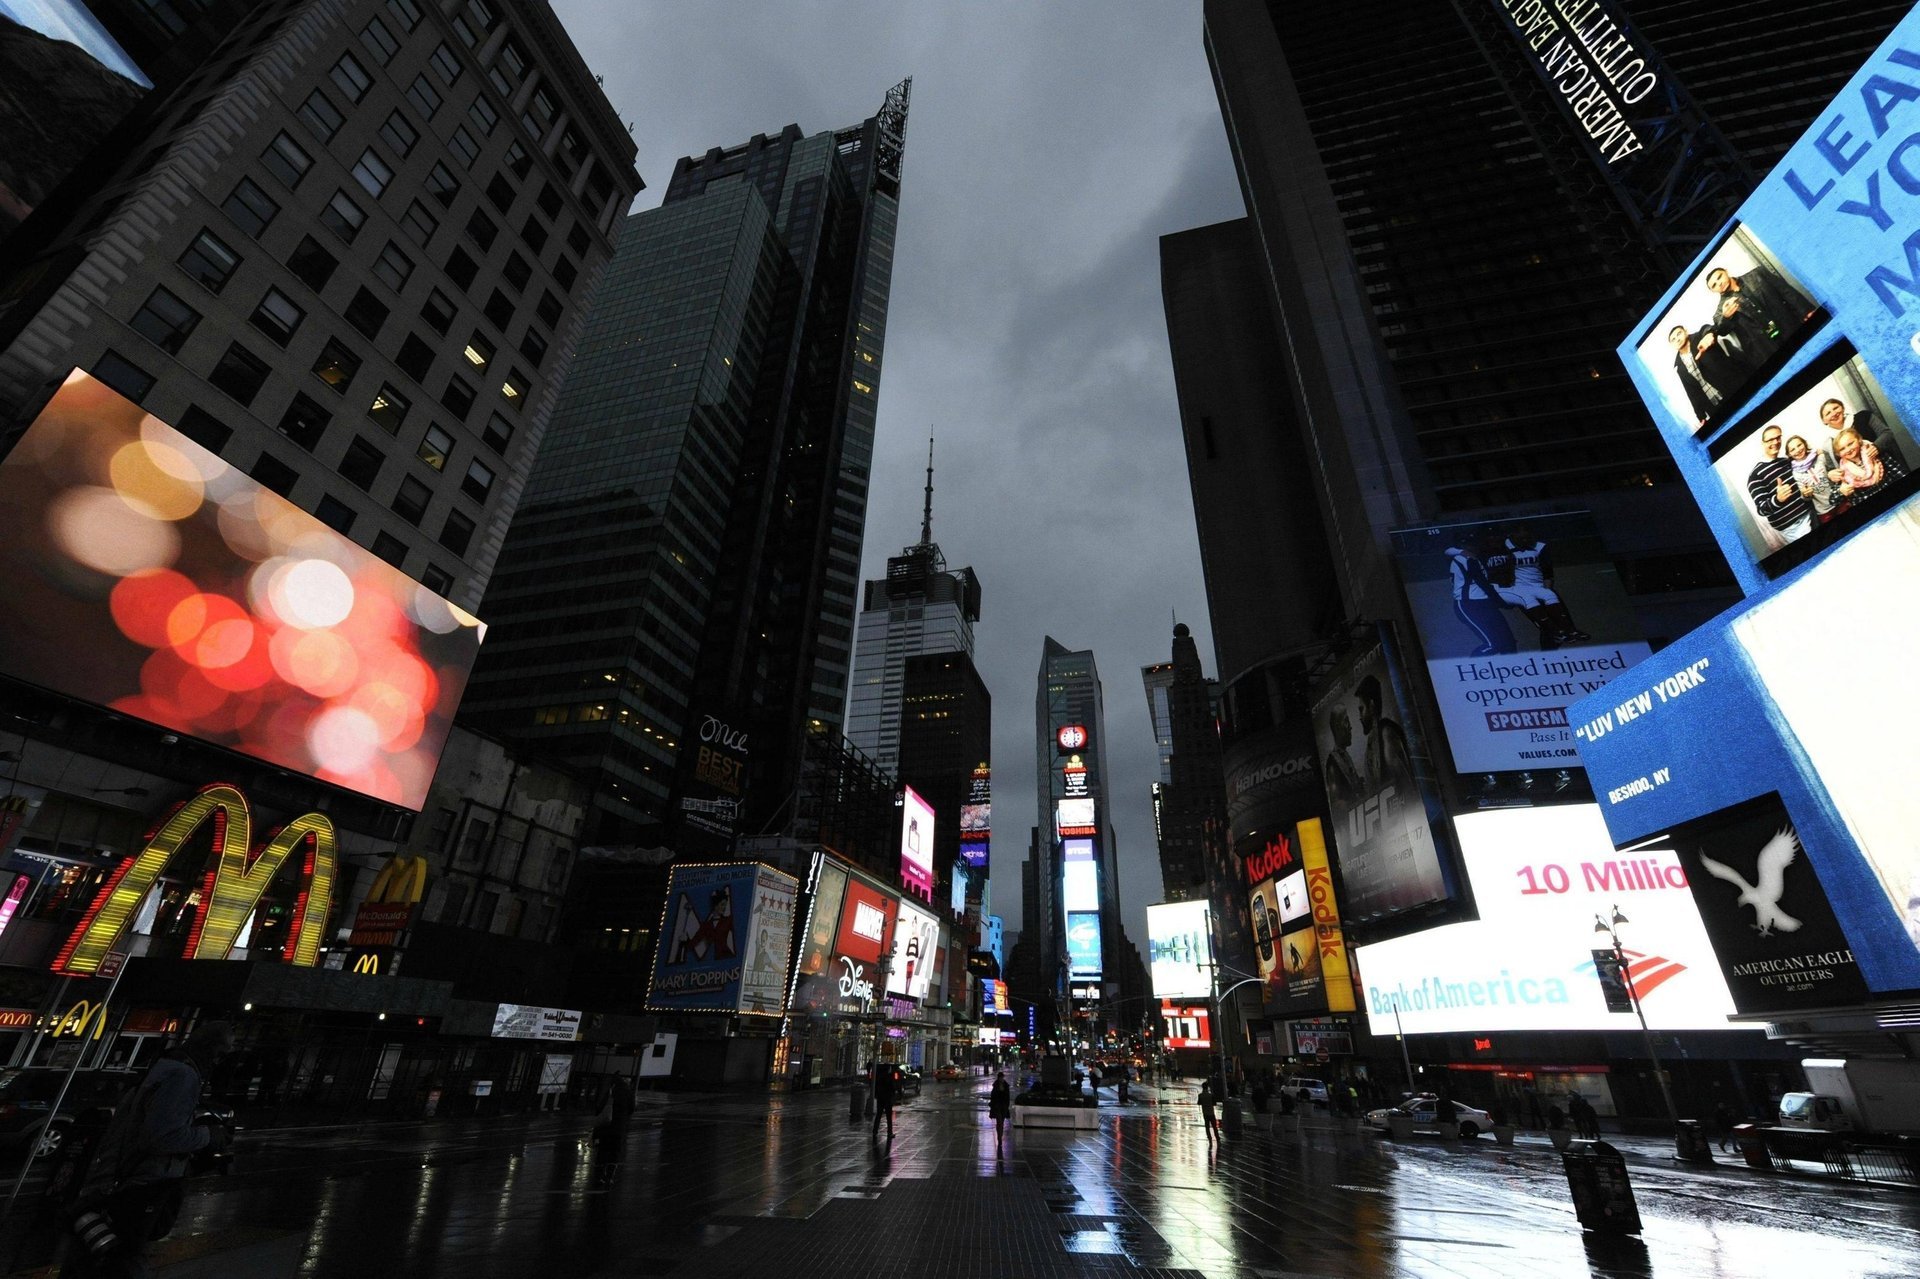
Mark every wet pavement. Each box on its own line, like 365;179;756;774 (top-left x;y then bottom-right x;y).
2;1078;1915;1277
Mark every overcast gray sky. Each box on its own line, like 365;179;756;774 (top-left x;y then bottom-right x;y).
552;0;1246;955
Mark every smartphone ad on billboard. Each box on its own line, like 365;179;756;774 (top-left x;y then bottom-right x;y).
1147;900;1211;999
1392;512;1651;775
1309;632;1455;925
899;785;935;903
0;371;485;809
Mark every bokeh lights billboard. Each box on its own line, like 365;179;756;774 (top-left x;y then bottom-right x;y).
0;372;483;808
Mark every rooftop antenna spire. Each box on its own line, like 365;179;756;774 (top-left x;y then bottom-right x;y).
920;433;935;545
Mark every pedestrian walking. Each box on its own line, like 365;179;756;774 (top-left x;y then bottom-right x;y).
1712;1099;1735;1153
63;1020;235;1278
1198;1078;1218;1142
989;1072;1011;1149
871;1062;897;1142
1116;1062;1131;1104
1525;1087;1545;1130
1568;1094;1600;1140
591;1076;634;1181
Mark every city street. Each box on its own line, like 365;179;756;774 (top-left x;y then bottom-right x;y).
2;1077;1913;1278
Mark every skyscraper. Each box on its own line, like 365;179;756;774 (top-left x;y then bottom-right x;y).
1036;638;1124;1002
1140;661;1175;788
897;649;990;914
846;440;981;775
1148;624;1224;905
0;0;642;613
462;80;911;845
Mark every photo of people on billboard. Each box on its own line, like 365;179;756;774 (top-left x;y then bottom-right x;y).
1707;342;1916;570
1281;921;1321;1002
648;863;755;1012
1632;223;1822;434
1310;634;1452;924
1392;512;1650;774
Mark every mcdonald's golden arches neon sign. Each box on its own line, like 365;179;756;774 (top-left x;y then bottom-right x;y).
52;783;336;975
52;999;110;1041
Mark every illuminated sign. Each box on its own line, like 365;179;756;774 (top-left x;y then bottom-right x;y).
647;862;765;1013
1488;0;1657;169
54;782;336;975
0;874;28;945
491;1004;582;1042
1056;724;1087;751
53;999;110;1041
1354;805;1747;1034
1147;900;1211;999
1061;838;1099;912
1161;1002;1211;1049
737;868;798;1016
1299;818;1355;1013
1061;754;1088;799
888;901;939;1001
900;785;935;902
351;953;380;975
1055;798;1096;837
1067;911;1102;980
0;1010;34;1030
0;371;485;810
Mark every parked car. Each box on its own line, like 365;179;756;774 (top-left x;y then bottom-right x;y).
1365;1097;1496;1138
1778;1092;1856;1132
0;1070;136;1161
893;1068;923;1099
1281;1077;1329;1105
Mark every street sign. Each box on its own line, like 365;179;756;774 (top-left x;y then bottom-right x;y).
96;952;124;979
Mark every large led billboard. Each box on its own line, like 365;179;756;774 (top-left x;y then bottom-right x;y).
888;901;940;1001
1353;805;1747;1035
648;863;780;1013
960;763;990;870
791;859;899;1016
0;371;484;809
1146;900;1211;999
1309;632;1454;924
1066;910;1102;981
1391;512;1650;774
1061;837;1100;912
1056;797;1096;837
899;785;935;902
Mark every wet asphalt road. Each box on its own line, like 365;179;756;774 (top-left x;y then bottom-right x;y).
2;1079;1915;1277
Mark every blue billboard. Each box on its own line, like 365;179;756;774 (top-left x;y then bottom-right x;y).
1066;910;1102;981
647;862;759;1012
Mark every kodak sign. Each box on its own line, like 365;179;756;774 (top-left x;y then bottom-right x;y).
1298;818;1355;1013
52;783;336;975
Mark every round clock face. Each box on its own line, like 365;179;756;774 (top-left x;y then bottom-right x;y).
1057;724;1087;750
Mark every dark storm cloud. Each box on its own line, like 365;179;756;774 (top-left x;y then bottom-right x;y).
551;2;1247;955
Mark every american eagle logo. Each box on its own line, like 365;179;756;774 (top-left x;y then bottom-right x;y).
1699;826;1803;937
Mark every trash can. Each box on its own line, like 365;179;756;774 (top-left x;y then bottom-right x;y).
1561;1139;1641;1235
1675;1119;1716;1164
849;1081;868;1123
1221;1097;1243;1138
1732;1123;1773;1171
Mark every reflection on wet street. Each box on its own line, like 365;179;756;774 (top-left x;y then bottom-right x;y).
6;1080;1915;1276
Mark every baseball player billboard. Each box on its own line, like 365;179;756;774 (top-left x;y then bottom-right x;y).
1391;511;1651;775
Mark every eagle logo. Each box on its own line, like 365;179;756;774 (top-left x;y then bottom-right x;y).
1698;826;1803;937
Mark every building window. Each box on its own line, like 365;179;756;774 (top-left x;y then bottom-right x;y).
500;369;528;408
440;376;475;419
175;405;231;452
504;139;532;179
400;199;438;248
485;172;514;213
396;333;434;381
482;288;513;330
371;531;407;568
482;412;512;453
445;247;478;290
518;326;548;366
535;290;563;328
430;43;462;86
518;215;547;253
175;229;239;293
91;349;154;403
386;0;422;33
286;235;338;291
418;423;453;470
248;288;303;347
260;132;312;188
221;178;278;238
502;250;530;292
467;95;498;137
321;189;366;243
351;148;394;199
536;183;563;219
421;289;456;335
425;162;459;210
339;436;385;490
208;342;270;405
360;17;400;64
463;330;495;370
438;508;476;556
368;383;410;434
421;564;454;595
393;475;432;524
297;89;344;142
379;110;418;158
406;74;441;120
552;255;577;289
251;453;298;497
373;240;414;290
310;338;361;393
449;126;480;168
314;494;356;534
344;286;389;339
464;208;498;251
461;459;494;503
521;87;556;140
566;222;590;257
129;287;201;353
330;52;373;104
276;393;329;450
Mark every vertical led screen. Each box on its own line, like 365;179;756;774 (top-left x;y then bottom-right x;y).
960;763;990;870
1066;911;1102;981
888;901;939;1000
1146;900;1212;999
1391;512;1650;774
1309;631;1454;924
736;868;799;1017
0;372;484;809
791;863;898;1016
899;785;935;903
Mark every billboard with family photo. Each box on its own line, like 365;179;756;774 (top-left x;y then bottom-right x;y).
1631;222;1823;435
1706;341;1918;573
1392;512;1650;775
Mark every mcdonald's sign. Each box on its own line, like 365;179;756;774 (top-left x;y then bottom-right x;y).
347;855;427;953
366;855;428;905
352;953;380;976
53;999;110;1041
52;783;336;976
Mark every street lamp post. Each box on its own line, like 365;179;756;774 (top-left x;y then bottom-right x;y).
1389;994;1416;1095
1595;905;1681;1132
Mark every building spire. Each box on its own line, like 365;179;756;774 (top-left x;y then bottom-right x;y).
920;433;935;545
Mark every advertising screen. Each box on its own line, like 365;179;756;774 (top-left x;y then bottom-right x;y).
1161;1002;1210;1049
1353;805;1748;1034
1147;900;1212;999
648;863;759;1012
1705;341;1917;571
1630;222;1823;434
888;901;939;1001
1066;911;1102;980
1309;634;1453;923
1249;876;1283;1002
1056;797;1096;837
1392;512;1651;774
797;858;849;978
899;785;935;902
736;868;799;1016
1061;838;1099;912
836;877;897;968
0;371;485;809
